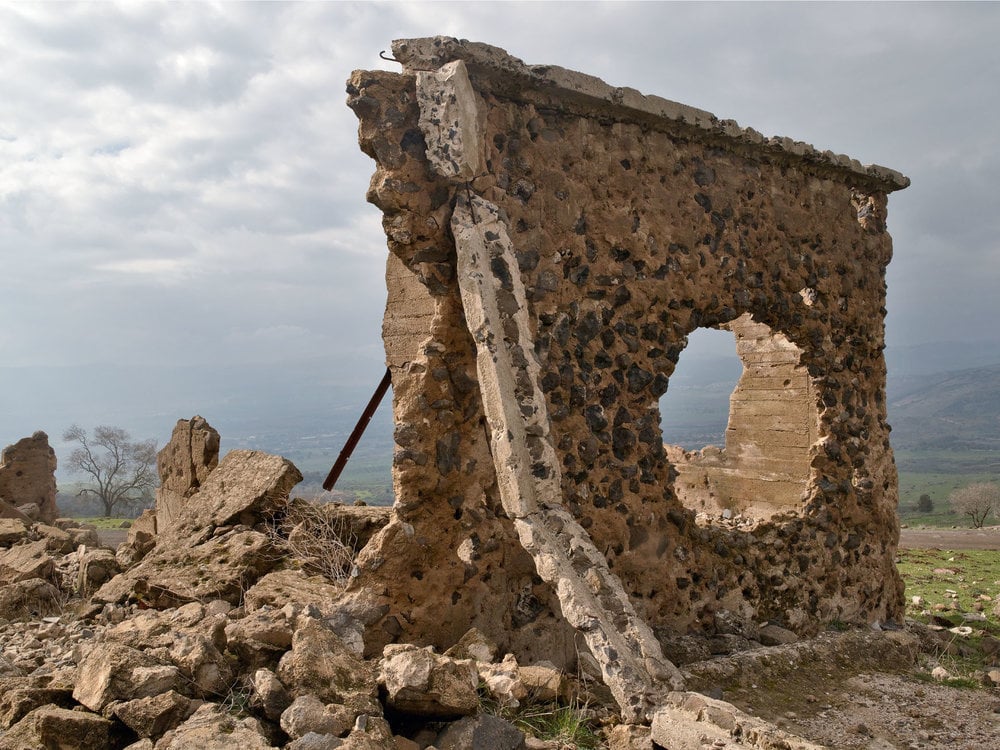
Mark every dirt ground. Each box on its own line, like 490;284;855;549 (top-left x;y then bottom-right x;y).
718;526;1000;749
899;526;1000;551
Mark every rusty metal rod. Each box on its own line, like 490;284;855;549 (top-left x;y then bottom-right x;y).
322;367;392;492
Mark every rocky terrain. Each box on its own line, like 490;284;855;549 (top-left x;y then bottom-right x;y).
0;422;997;749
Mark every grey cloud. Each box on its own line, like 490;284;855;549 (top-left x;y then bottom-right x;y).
2;1;998;373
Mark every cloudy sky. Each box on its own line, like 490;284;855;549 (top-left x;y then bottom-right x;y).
2;1;999;382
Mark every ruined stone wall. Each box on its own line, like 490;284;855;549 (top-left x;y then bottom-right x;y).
346;38;907;669
0;432;58;524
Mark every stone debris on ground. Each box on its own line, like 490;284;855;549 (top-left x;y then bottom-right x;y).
1;424;997;749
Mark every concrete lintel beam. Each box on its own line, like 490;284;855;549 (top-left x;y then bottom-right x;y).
392;36;909;193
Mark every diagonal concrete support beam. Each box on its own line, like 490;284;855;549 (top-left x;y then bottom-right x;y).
451;193;684;722
414;56;683;722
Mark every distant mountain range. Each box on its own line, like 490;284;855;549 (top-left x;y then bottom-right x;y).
2;339;998;496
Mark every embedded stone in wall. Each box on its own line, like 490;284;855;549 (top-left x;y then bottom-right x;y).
0;432;58;525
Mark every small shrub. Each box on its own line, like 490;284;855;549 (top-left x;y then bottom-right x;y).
266;500;357;585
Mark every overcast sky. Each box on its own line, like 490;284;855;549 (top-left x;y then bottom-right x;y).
2;1;999;380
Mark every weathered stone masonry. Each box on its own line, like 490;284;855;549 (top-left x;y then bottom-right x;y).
345;37;909;710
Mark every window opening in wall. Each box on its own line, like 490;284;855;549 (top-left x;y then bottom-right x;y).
660;327;742;449
661;314;819;523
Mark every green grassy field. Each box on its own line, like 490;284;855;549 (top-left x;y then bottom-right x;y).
896;448;998;527
897;546;1000;685
72;516;134;529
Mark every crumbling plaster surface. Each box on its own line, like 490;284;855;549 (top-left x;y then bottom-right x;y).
346;37;907;682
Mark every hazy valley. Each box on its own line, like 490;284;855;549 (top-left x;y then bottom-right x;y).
3;338;998;515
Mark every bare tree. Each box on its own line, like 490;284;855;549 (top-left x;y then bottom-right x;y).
63;425;157;517
948;482;999;529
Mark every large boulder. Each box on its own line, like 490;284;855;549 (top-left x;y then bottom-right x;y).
0;704;111;750
93;449;301;607
379;644;479;718
0;540;56;586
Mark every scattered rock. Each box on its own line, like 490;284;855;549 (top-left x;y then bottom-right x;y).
117;508;157;567
380;644;479;718
930;665;952;681
277;617;378;713
444;627;498;663
0;540;56;586
0;577;62;621
758;623;799;647
0;518;29;547
73;641;179;712
435;714;526;750
280;694;354;739
110;689;198;738
155;703;273;749
0;676;74;729
93;449;301;607
250;667;292;721
0;703;111;750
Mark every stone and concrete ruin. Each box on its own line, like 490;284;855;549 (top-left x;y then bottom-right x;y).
344;36;910;718
0;431;58;525
0;39;933;749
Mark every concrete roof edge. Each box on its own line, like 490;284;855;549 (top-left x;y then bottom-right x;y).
389;36;910;193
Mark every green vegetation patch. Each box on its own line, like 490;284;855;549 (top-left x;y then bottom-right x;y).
72;516;134;529
898;548;1000;627
898;547;1000;685
896;449;999;527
